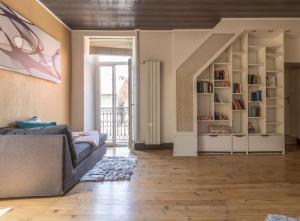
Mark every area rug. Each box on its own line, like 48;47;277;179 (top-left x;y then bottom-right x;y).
81;156;137;182
265;214;300;221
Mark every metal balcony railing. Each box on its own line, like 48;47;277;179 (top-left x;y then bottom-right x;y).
99;107;128;143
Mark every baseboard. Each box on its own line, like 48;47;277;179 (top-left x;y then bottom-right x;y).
134;142;173;150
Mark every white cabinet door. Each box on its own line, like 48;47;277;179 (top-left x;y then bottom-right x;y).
198;135;232;152
249;135;283;152
232;135;247;152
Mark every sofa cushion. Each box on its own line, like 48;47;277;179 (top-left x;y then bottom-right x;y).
74;143;94;165
16;121;57;129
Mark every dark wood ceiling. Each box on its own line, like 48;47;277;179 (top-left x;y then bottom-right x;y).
40;0;300;30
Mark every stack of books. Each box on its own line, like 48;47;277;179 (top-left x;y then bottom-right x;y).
214;112;229;120
232;98;245;110
248;74;261;84
214;69;227;80
198;115;213;121
248;106;261;117
250;90;262;101
215;81;230;87
233;83;242;93
197;81;213;93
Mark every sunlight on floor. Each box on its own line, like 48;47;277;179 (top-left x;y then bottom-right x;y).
0;208;12;217
106;146;133;157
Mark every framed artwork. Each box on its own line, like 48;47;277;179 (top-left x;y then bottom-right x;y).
0;2;61;83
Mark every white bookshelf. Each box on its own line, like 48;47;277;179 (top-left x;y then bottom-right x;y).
197;31;285;153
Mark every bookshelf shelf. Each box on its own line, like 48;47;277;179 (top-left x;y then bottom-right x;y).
267;97;283;99
233;52;246;55
198;93;213;95
266;86;283;89
214;79;230;82
196;31;284;154
214;62;230;65
266;70;282;73
266;106;283;108
266;53;282;57
248;63;265;66
248;101;263;103
248;84;263;87
214;103;231;105
233;69;247;72
198;120;229;122
215;87;230;89
248;45;264;49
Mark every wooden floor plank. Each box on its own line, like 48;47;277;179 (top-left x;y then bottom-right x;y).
1;146;300;220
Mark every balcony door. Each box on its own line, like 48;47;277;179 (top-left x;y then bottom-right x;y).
97;62;130;147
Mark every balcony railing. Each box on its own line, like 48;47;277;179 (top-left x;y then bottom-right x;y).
99;107;128;144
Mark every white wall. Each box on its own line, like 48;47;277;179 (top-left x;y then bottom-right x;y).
71;30;136;131
71;28;300;144
138;30;210;143
139;31;174;143
71;29;210;143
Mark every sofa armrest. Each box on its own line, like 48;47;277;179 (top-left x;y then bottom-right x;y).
0;135;66;198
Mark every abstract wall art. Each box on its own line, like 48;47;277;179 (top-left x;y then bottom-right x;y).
0;2;61;83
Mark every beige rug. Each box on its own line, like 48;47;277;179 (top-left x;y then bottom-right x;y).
81;156;137;182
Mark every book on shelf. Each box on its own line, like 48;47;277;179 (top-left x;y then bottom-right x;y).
248;122;259;134
233;83;242;93
250;90;262;101
197;81;213;93
248;106;261;117
214;93;224;103
214;69;228;80
215;81;230;87
214;112;229;120
232;98;245;110
248;73;261;84
266;75;277;87
198;115;213;121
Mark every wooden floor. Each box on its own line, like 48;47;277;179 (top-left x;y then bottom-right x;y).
1;146;300;221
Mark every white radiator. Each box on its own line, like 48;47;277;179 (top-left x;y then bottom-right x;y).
142;61;161;145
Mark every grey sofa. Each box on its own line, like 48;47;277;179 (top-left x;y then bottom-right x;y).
0;125;107;199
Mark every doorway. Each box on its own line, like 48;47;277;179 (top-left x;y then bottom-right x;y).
96;56;131;148
285;63;300;146
89;36;137;153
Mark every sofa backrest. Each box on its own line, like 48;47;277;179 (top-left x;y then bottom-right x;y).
0;125;78;165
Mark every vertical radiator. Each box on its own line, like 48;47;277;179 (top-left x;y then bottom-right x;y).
142;61;161;145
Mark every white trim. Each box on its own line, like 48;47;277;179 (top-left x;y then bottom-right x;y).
35;0;71;31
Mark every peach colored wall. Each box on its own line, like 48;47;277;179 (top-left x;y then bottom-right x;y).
0;0;71;126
